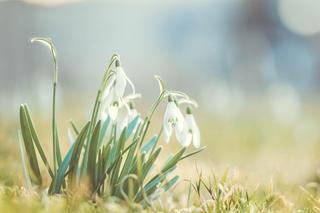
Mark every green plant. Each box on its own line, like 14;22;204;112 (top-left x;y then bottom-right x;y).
17;37;204;206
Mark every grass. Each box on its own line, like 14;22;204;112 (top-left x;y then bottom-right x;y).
1;109;320;212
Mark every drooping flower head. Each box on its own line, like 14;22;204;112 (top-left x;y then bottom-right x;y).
179;107;201;148
100;58;136;121
163;96;184;144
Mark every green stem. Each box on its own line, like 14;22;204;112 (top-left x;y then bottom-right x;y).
138;91;166;147
52;82;57;174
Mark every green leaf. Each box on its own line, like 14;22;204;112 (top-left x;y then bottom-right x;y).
98;117;110;148
127;116;140;138
180;146;206;161
70;120;79;135
161;147;186;173
141;135;158;154
116;127;127;156
55;124;62;167
23;104;54;178
68;122;90;188
110;155;123;193
19;105;42;185
118;138;139;183
163;175;179;192
142;147;162;180
49;142;76;194
17;130;32;189
88;121;101;189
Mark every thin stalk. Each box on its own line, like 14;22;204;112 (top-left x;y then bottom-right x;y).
138;91;165;147
52;82;57;173
31;37;60;175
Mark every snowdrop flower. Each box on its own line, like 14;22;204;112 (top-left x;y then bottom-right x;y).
163;96;184;144
179;107;200;148
100;59;136;121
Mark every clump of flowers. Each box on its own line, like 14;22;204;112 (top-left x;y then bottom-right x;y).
17;37;204;206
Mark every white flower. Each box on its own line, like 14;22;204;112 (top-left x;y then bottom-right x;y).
163;97;184;144
178;107;200;148
100;59;136;121
101;88;119;121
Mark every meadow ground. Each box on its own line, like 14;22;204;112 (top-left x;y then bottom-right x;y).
1;100;320;212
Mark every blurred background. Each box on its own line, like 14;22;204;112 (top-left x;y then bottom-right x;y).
1;0;320;203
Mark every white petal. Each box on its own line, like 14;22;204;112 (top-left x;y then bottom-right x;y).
176;127;191;147
100;90;113;121
108;103;119;120
163;123;172;144
163;102;173;126
186;114;201;148
192;127;201;148
114;66;127;99
165;102;176;120
125;72;136;94
176;108;184;132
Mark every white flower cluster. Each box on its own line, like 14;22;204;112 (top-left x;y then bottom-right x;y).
163;97;200;148
81;58;200;148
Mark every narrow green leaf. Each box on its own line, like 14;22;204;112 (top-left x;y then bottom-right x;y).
17;130;32;189
116;127;127;156
163;175;179;192
110;155;123;194
19;105;42;185
68;122;90;188
49;141;76;194
127;116;140;138
118;139;139;181
161;147;186;173
23;104;54;178
98;117;110;148
142;147;162;180
180;146;206;161
88;121;101;189
141;135;158;154
55;124;62;166
70;120;79;135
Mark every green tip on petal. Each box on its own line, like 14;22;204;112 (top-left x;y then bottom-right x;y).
112;101;119;107
115;59;120;67
186;106;192;114
129;102;134;110
168;95;173;102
